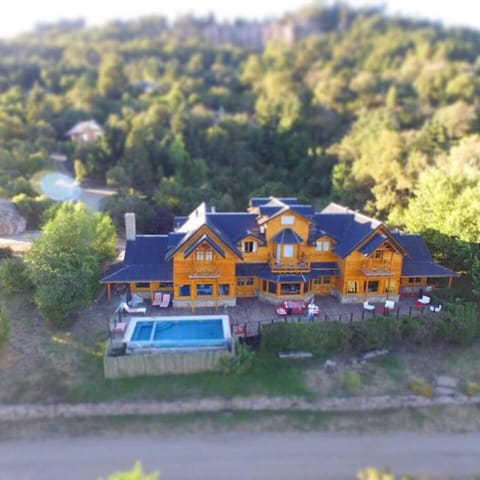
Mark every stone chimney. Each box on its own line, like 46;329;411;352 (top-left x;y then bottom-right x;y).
125;212;136;241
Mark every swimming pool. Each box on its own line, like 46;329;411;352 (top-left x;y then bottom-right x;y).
123;315;231;353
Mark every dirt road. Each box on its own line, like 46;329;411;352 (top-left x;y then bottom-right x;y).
0;431;479;480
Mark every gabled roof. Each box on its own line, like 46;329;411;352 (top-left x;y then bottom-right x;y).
250;197;299;208
393;233;459;278
166;205;257;261
271;228;304;244
101;235;172;283
360;234;388;256
314;203;405;258
183;234;225;259
66;119;103;136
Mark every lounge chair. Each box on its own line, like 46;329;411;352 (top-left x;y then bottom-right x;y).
152;292;163;306
363;300;375;311
129;293;144;306
416;295;431;306
116;302;146;315
158;293;171;308
384;300;395;311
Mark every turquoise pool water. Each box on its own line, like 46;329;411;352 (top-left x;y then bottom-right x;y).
124;315;231;351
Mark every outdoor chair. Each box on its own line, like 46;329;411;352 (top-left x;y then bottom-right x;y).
363;300;375;311
416;295;431;306
116;302;146;315
152;292;163;307
129;293;144;306
384;300;395;311
158;293;171;308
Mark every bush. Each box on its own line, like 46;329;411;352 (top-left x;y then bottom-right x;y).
0;258;34;293
261;302;480;356
0;247;13;260
342;371;362;392
12;193;55;229
0;305;9;347
465;381;480;396
261;322;350;356
408;378;433;397
221;342;255;374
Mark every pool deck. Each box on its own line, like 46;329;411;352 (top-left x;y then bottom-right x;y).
110;295;433;339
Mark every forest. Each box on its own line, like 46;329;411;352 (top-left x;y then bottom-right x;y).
0;4;479;284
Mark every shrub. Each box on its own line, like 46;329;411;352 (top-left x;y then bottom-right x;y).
12;193;54;229
221;342;255;375
0;247;13;260
0;305;9;347
465;381;480;396
408;378;433;397
342;371;362;392
261;322;350;356
436;303;478;346
0;258;34;293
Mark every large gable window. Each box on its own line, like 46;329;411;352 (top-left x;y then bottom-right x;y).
281;215;295;225
196;249;213;261
242;240;257;253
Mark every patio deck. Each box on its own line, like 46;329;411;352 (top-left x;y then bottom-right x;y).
109;295;433;340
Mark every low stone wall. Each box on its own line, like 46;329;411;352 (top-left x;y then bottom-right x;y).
104;346;233;379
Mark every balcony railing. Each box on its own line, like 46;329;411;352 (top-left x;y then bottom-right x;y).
189;261;220;278
361;259;393;276
269;255;310;273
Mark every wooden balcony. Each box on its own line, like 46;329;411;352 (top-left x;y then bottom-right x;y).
189;261;221;278
269;255;310;273
361;260;393;276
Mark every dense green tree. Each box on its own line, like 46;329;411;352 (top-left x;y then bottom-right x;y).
25;203;117;325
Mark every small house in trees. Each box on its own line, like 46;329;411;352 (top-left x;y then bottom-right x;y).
101;197;458;305
65;120;104;143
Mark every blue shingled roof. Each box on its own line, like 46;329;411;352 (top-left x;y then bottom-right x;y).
360;234;387;255
236;263;267;276
271;228;304;244
310;262;340;276
393;233;459;278
101;235;173;283
183;234;225;259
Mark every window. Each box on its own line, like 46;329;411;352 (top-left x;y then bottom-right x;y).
347;280;359;294
283;245;294;257
316;240;330;252
238;277;255;286
179;284;191;297
408;277;422;284
374;250;383;259
135;282;149;288
196;250;213;261
367;281;379;293
196;284;213;296
218;284;230;296
281;215;295;225
268;281;277;294
242;240;257;253
314;276;331;285
280;283;301;295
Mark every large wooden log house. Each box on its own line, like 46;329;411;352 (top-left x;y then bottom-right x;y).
101;197;458;306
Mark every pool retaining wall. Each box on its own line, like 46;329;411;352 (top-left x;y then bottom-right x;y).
104;342;234;378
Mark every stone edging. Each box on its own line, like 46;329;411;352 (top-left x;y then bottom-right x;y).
1;395;480;421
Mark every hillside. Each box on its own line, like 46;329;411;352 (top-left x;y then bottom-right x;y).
0;4;479;279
